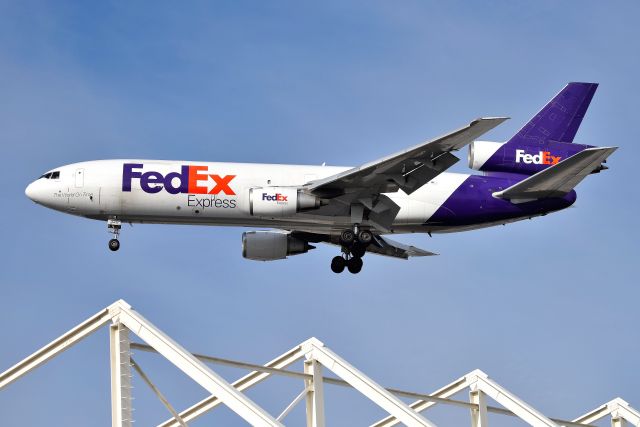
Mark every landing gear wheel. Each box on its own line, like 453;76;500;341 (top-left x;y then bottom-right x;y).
340;229;355;245
108;239;120;252
331;256;346;273
347;257;363;274
357;230;373;245
107;218;123;252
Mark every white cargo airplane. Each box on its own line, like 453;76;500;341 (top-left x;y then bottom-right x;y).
25;83;616;273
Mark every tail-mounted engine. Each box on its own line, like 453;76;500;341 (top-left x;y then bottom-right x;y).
468;141;505;171
248;187;322;217
242;231;315;261
469;140;591;175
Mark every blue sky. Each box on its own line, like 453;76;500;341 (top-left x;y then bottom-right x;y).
1;1;638;425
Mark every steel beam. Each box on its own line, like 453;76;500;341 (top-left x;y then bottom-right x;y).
277;386;310;422
110;323;132;427
469;390;488;427
130;357;187;427
305;359;326;427
612;417;629;427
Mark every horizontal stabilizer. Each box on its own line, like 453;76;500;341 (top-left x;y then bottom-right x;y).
493;146;617;201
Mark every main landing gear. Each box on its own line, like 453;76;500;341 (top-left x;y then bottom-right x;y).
331;254;363;274
107;218;122;252
331;227;373;274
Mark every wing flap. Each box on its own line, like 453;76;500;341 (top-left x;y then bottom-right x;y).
289;231;436;260
368;235;437;259
493;146;617;201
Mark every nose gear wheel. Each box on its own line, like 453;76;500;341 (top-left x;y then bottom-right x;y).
107;218;122;252
108;239;120;251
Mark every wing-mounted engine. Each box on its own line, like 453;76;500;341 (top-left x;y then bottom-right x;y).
242;231;315;261
248;187;323;217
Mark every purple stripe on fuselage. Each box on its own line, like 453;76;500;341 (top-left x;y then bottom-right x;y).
426;175;576;227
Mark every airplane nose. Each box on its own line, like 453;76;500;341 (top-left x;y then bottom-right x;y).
25;181;39;202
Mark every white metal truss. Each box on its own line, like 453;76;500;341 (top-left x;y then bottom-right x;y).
573;398;640;427
154;340;309;426
0;300;281;427
373;369;569;427
0;299;637;426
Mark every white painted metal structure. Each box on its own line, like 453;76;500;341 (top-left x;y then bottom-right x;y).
1;300;637;426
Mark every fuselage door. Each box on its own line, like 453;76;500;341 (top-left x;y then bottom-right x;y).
75;168;85;188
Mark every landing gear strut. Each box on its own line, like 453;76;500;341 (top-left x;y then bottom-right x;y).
107;218;122;252
331;225;371;274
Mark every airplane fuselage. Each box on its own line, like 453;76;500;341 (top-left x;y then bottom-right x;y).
25;159;575;235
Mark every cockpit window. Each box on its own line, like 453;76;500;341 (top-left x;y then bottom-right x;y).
39;171;60;180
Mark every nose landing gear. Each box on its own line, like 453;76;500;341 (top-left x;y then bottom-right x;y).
108;238;120;251
107;218;122;252
331;226;372;274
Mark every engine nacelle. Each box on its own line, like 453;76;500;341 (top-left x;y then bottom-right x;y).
469;140;592;175
468;140;504;171
242;231;314;261
249;187;321;217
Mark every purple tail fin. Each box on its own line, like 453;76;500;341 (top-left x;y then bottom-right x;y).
507;82;598;146
470;82;598;176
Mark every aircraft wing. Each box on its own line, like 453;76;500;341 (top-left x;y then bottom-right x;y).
493;146;617;201
305;117;507;230
307;117;508;197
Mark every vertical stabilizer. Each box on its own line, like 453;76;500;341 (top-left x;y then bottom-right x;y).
507;82;598;146
471;82;599;175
